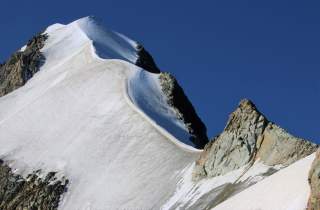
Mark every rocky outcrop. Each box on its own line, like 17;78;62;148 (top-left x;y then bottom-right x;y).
0;33;47;97
308;149;320;210
134;44;208;149
0;32;70;209
135;44;161;74
256;123;316;166
159;72;209;148
193;99;317;180
0;160;68;210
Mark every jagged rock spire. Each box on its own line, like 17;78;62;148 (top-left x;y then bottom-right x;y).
193;99;317;180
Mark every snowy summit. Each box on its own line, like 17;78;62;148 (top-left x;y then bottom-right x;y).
0;16;318;210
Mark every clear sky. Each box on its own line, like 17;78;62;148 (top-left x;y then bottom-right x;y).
1;0;319;143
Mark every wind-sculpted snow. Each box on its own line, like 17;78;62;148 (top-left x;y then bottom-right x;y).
0;17;202;209
0;16;317;210
77;16;138;63
127;70;197;147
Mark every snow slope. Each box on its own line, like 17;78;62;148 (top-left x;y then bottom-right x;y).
0;17;199;209
127;70;196;147
0;16;315;210
213;153;315;210
162;159;282;209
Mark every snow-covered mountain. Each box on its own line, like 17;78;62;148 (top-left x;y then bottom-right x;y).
0;16;318;210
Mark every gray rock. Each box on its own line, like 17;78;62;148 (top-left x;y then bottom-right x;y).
0;33;47;97
193;99;318;180
0;32;69;210
0;160;68;210
256;123;317;166
159;72;209;149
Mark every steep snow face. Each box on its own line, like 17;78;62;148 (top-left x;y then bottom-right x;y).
213;153;315;210
0;17;200;209
38;16;196;148
128;70;196;147
77;17;139;62
1;16;314;210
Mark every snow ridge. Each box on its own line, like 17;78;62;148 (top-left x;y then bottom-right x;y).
0;16;315;210
76;16;139;63
0;16;201;210
76;16;199;148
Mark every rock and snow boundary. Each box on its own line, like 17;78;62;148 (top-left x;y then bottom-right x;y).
0;16;318;210
0;16;203;209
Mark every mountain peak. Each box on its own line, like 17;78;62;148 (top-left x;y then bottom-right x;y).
0;16;207;149
0;17;207;209
193;98;317;180
0;17;318;210
238;98;257;110
72;16;161;73
224;98;267;133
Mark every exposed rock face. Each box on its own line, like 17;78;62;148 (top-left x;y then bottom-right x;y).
193;99;317;180
308;149;320;210
134;45;208;149
0;33;47;97
0;32;70;209
159;72;209;148
135;44;161;74
0;160;68;210
256;123;316;166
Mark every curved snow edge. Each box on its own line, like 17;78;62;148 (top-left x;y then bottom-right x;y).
42;19;202;153
87;41;202;153
123;79;202;153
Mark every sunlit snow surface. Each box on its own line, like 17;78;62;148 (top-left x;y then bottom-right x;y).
127;70;196;147
0;17;199;209
0;16;314;210
162;160;283;209
214;153;315;210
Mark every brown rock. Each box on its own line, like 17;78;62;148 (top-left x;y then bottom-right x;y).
193;99;318;180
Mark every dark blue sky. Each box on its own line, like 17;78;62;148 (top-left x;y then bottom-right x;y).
1;0;319;143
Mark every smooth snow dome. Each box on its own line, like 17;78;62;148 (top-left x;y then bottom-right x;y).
0;17;200;209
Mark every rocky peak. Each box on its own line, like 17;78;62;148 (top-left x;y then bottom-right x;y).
193;99;317;180
224;98;268;134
